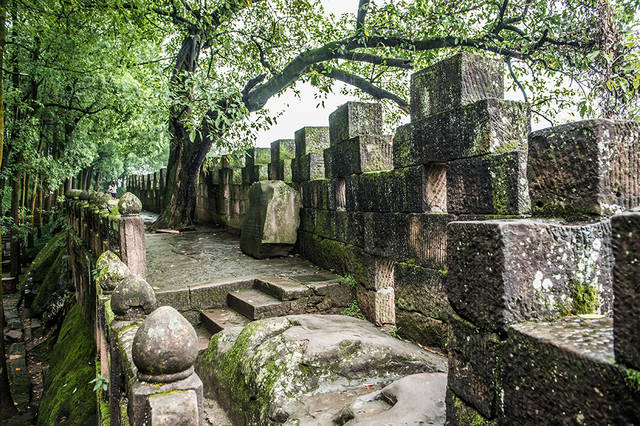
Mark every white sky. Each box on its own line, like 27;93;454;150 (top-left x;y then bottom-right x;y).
250;0;560;147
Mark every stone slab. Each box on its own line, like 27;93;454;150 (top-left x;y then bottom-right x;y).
447;151;530;215
227;288;289;320
446;219;614;332
528;119;640;217
412;99;530;165
503;316;640;424
200;308;250;334
329;101;383;146
410;52;504;120
295;126;330;158
612;210;640;369
254;276;313;300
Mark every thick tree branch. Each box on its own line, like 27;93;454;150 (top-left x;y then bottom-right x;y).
356;0;370;32
334;52;413;69
313;65;409;113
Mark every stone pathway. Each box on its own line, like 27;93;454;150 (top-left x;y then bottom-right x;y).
145;221;324;292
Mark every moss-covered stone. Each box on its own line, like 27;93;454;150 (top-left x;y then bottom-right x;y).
570;280;600;315
20;231;66;292
37;305;96;426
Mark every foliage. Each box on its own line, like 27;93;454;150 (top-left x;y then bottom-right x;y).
89;374;109;392
341;299;365;320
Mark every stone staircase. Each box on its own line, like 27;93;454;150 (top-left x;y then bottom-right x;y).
195;273;351;349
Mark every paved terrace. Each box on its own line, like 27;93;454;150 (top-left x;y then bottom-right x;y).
144;214;327;292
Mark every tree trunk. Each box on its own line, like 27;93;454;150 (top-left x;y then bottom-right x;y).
154;123;213;230
10;172;20;278
0;0;17;415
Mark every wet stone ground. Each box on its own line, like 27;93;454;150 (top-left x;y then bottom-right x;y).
144;213;325;292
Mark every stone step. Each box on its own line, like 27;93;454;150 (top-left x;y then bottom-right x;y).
200;308;251;335
254;276;313;301
194;325;213;355
227;289;291;320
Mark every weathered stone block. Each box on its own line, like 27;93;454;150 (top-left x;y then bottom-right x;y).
345;174;360;211
292;153;325;182
394;262;450;321
315;209;331;239
327;135;393;177
503;317;640;424
245;147;271;168
294;126;330;158
155;289;191;312
147;389;199;425
270;139;296;163
612;210;640;369
392;123;418;169
364;213;451;268
410;52;504;121
244;165;269;183
445;389;496;426
240;181;301;258
528;119;640;217
329;101;383;145
447;151;530;215
412;99;530;165
346;211;364;248
329;210;349;242
299;208;316;233
395;311;448;349
446;219;614;332
357;284;395;326
448;313;504;418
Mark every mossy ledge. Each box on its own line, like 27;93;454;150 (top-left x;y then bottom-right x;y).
37;304;97;426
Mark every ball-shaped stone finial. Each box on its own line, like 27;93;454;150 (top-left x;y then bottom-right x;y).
132;306;198;383
95;251;131;292
111;275;156;320
118;192;142;216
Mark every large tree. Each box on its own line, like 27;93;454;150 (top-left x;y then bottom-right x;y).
148;0;639;230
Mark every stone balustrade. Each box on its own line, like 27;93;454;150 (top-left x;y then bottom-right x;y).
95;250;203;425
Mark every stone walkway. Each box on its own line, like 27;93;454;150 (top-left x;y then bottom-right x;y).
144;212;328;292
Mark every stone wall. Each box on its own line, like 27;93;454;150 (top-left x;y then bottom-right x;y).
444;118;640;423
126;53;532;348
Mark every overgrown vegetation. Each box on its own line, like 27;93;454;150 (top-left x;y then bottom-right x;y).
341;299;365;320
37;304;96;426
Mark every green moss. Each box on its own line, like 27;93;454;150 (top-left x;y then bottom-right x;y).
37;304;97;426
570;280;599;315
489;155;510;215
20;231;66;289
31;249;72;316
450;390;497;426
621;366;640;393
104;299;115;326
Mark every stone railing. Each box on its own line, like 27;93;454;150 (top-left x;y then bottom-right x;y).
65;190;146;321
95;251;203;425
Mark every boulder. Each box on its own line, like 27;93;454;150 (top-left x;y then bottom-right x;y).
240;180;301;258
335;373;447;425
196;314;446;425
